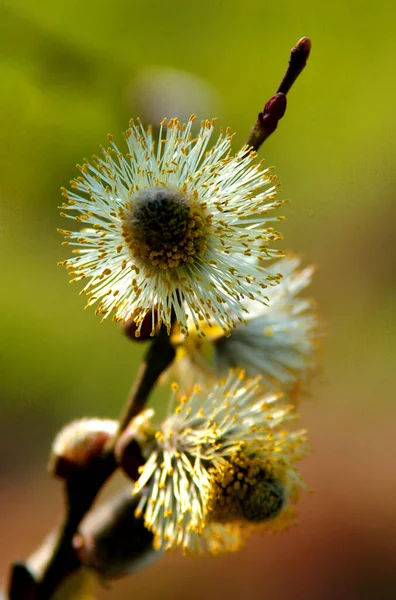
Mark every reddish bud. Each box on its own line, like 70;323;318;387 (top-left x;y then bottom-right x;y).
259;93;287;134
123;310;160;341
277;36;311;95
115;409;153;482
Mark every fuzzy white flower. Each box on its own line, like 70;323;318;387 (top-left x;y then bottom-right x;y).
59;116;285;337
171;256;319;396
132;372;308;553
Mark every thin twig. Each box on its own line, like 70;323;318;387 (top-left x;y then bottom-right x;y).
118;322;175;432
246;36;311;152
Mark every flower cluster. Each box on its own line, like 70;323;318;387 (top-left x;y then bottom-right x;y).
59;116;319;556
132;372;308;553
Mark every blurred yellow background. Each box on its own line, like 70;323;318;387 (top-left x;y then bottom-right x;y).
1;0;395;598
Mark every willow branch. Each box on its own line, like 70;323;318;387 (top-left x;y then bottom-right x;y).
7;323;175;600
6;35;311;599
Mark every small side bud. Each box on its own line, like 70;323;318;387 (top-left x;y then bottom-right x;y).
49;418;118;480
74;488;157;580
115;409;153;481
247;93;287;152
123;310;159;341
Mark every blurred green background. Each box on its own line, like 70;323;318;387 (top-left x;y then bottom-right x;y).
1;0;396;598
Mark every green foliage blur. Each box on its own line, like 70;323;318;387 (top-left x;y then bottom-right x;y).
1;0;395;598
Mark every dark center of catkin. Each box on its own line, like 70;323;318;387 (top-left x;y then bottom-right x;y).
121;187;208;269
208;455;285;524
240;474;284;522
